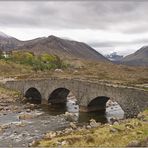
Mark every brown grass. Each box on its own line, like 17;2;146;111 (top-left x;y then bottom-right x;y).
0;59;148;87
0;60;33;77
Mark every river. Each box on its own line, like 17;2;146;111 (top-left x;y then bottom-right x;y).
0;99;124;147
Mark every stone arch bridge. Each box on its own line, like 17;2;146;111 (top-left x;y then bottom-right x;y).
5;78;148;117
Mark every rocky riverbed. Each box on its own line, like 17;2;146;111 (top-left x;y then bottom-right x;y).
0;86;125;147
0;99;70;147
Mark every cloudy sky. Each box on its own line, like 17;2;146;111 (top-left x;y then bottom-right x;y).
0;1;148;56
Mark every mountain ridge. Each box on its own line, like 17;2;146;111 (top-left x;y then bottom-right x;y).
0;31;108;61
0;32;23;51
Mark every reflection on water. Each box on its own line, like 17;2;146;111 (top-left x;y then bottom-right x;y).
0;99;125;126
39;99;124;124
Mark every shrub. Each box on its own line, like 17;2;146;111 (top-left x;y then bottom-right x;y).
0;51;68;71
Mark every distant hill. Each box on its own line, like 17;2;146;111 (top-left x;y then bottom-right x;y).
0;31;108;61
105;52;123;61
0;31;23;51
121;46;148;66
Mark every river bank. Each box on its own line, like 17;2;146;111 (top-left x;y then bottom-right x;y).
33;109;148;147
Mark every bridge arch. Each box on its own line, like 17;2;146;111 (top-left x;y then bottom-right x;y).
87;96;110;112
84;96;124;114
24;87;42;104
48;87;71;104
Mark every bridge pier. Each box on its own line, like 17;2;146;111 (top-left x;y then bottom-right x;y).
41;99;48;104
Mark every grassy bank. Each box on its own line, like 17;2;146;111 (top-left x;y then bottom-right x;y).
35;109;148;147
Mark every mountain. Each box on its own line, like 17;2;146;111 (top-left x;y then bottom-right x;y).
105;52;123;61
0;32;108;61
16;35;108;61
121;46;148;66
0;31;22;51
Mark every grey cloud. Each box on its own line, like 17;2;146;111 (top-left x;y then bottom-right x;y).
0;1;148;32
89;38;148;48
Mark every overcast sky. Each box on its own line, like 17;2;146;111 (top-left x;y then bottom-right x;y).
0;1;148;56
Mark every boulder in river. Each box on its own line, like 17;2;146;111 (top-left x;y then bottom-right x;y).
18;113;34;120
64;112;78;122
69;122;77;129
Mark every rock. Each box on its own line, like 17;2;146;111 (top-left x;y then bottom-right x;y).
82;125;86;129
45;131;56;139
137;114;145;120
18;114;34;120
86;125;91;129
24;103;36;110
29;104;36;109
1;124;10;129
61;140;67;146
73;70;78;74
125;123;134;129
16;122;27;127
5;107;9;110
110;117;119;125
127;140;140;147
56;131;63;136
70;122;77;129
110;128;118;133
64;128;73;134
26;109;31;113
13;106;19;110
17;110;22;113
113;121;119;125
89;119;101;128
55;69;63;73
0;107;3;111
64;112;78;122
77;127;83;131
134;121;142;127
28;140;38;147
14;131;18;135
136;130;143;135
21;97;28;103
106;100;113;107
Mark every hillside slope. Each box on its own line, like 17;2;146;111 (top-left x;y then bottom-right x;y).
17;35;108;61
0;31;23;51
121;46;148;66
